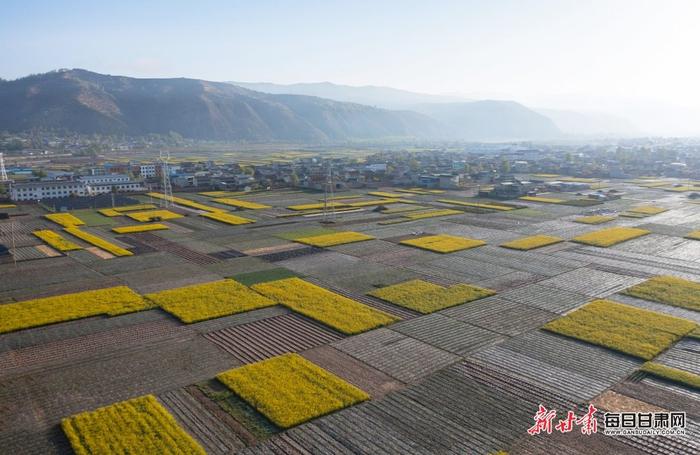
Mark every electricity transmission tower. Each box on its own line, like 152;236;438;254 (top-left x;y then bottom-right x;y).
159;151;173;207
322;165;336;223
0;153;8;182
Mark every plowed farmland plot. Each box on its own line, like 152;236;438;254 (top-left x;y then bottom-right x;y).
498;283;590;314
332;328;459;383
204;313;343;363
455;245;587;276
440;296;557;336
537;267;644;297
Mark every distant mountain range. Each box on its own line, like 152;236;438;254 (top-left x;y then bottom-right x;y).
0;70;440;142
0;70;634;142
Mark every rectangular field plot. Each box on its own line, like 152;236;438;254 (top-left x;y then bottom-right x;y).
158;388;247;455
0;286;151;334
62;395;206;455
537;267;644;297
440;296;557;336
654;338;700;375
293;231;374;247
332;328;459;383
301;346;405;399
390;313;504;356
498;283;590;314
400;234;485;253
146;279;276;323
204;313;343;363
252;277;397;334
216;353;369;428
572;226;650;247
543;299;697;359
455;245;586;277
574;215;616;224
623;275;700;312
368;279;495;314
500;235;564;251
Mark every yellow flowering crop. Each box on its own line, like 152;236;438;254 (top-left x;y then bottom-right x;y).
437;199;514;211
403;209;463;220
368;191;404;198
126;210;183;222
216;353;369;428
45;213;85;227
400;234;486;253
146;279;276;323
686;230;700;240
147;192;225;212
574;215;616;224
62;395;206;455
97;208;121;217
213;198;271;209
112;203;157;212
543;299;697;360
500;235;564;251
518;196;564;203
346;198;402;207
64;227;133;256
33;229;82;251
200;211;255;225
623;275;700;311
0;203;16;208
252;278;397;334
112;223;169;234
0;286;151;334
628;205;668;215
287;202;345;211
293;231;374;247
572;227;650;247
640;362;700;389
369;279;496;313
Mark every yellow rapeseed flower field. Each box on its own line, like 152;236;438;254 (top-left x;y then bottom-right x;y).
33;229;82;251
252;278;397;334
400;234;486;253
368;191;404;198
146;280;276;323
112;223;169;234
403;209;463;220
62;395;206;455
572;227;650;247
685;230;700;240
369;279;496;313
97;208;121;217
112;203;157;212
146;192;225;213
64;227;133;256
200;211;255;225
500;235;564;251
543;299;697;360
437;199;514;211
213;198;271;209
623;275;700;311
45;213;85;227
216;353;369;428
346;198;402;207
628;205;668;215
573;215;616;224
0;203;17;208
0;286;151;334
293;231;374;247
287;202;345;211
519;196;564;203
640;362;700;389
126;210;183;222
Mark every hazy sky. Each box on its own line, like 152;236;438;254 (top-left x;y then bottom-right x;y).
3;0;700;134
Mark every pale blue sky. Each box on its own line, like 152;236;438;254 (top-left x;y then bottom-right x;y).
3;1;700;133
